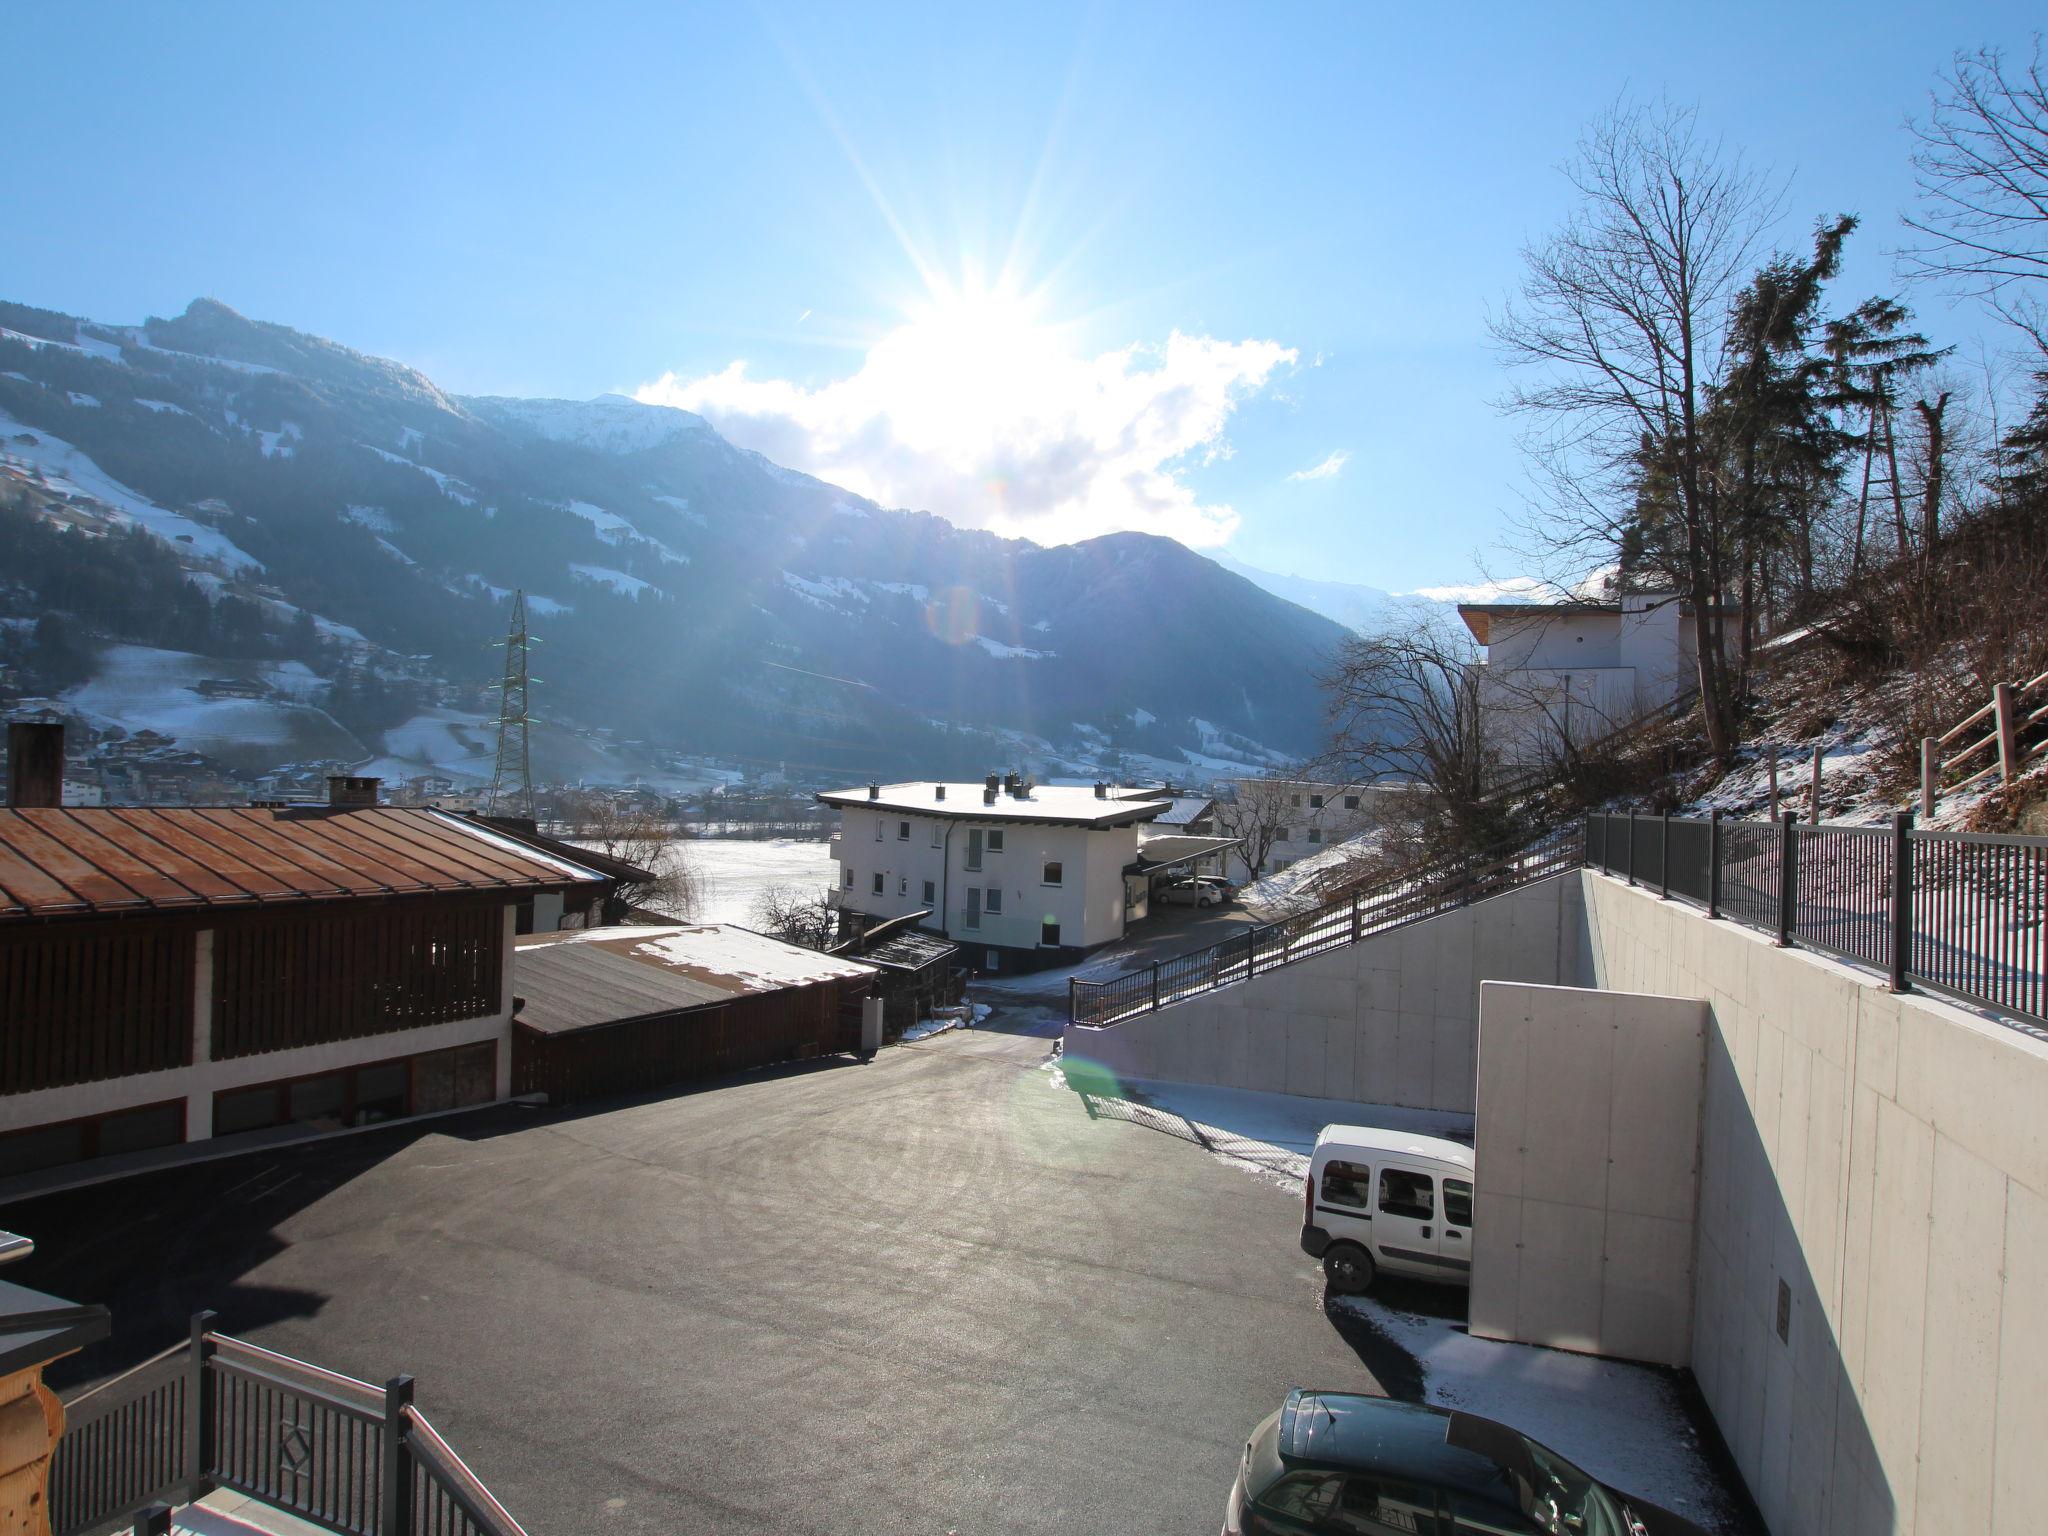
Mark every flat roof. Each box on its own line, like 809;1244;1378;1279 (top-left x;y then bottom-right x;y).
0;806;606;924
514;923;876;1032
817;782;1168;828
1456;601;1619;646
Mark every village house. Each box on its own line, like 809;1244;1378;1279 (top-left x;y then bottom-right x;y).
0;724;608;1181
1457;588;1704;775
1222;777;1415;879
817;774;1185;972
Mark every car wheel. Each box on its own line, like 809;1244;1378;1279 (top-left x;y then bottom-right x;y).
1322;1244;1375;1294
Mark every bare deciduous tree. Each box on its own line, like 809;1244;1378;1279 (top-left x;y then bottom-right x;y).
1318;613;1517;854
750;882;838;950
559;790;702;920
1491;100;1781;763
1213;778;1295;880
1904;41;2048;354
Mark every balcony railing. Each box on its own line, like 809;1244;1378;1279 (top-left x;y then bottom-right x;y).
50;1312;529;1536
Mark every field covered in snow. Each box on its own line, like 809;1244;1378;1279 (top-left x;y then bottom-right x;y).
663;837;836;927
62;645;364;770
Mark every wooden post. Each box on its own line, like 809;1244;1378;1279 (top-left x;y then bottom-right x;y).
1767;745;1780;819
1809;743;1824;825
1994;681;2019;786
1920;736;1938;819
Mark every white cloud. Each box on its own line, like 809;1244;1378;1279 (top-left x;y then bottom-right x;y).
1286;449;1350;483
636;306;1294;548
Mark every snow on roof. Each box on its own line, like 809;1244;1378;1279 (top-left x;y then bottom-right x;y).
522;922;874;992
817;782;1169;826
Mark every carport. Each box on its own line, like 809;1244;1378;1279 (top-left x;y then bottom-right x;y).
1123;833;1242;920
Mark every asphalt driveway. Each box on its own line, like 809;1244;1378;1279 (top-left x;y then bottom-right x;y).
15;1028;1378;1536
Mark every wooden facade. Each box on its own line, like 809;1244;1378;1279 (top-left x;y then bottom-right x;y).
211;901;503;1059
0;925;193;1095
512;976;868;1106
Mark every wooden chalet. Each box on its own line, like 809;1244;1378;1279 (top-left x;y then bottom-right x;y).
0;725;607;1180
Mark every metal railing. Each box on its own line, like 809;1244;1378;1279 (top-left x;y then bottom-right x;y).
1587;811;2047;1028
1069;825;1585;1027
50;1313;530;1536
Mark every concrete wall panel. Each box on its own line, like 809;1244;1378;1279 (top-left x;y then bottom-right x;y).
1064;872;1584;1114
1470;979;1705;1367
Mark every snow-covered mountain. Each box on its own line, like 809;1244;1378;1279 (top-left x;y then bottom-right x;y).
0;297;1356;785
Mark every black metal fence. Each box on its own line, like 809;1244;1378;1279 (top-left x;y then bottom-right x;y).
49;1313;529;1536
1587;811;2047;1028
1070;825;1585;1026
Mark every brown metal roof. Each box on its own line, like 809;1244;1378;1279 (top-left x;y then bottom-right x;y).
0;806;606;923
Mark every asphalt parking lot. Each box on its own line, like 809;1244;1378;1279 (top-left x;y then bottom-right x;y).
16;1026;1385;1535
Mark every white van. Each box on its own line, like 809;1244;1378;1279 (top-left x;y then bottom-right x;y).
1299;1124;1476;1293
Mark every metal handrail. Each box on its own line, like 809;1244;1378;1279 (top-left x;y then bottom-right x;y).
407;1406;531;1536
1070;823;1583;1026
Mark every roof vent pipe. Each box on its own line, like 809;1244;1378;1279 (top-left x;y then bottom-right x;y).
868;782;880;800
6;721;63;809
983;787;997;805
935;785;946;801
1004;772;1020;796
1094;782;1107;799
326;775;382;808
985;772;1000;793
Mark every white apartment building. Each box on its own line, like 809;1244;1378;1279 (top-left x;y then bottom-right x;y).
1224;778;1414;878
1458;590;1704;773
817;774;1169;971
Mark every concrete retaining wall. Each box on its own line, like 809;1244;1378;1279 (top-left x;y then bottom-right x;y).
1469;979;1706;1368
1583;872;2048;1536
1063;874;1584;1112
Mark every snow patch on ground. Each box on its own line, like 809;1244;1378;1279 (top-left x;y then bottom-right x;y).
1331;1299;1741;1531
60;646;363;766
0;409;263;570
67;391;101;408
1239;831;1387;917
782;571;868;609
135;399;190;416
525;594;572;617
342;505;394;533
569;563;652;597
975;637;1056;660
374;537;415;566
358;444;479;504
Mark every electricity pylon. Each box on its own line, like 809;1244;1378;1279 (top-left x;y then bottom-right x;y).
487;590;535;819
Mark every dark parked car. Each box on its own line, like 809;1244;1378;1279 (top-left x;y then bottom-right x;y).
1223;1390;1709;1536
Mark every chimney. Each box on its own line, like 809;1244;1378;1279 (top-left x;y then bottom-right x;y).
867;782;880;800
934;785;946;801
984;772;1000;794
1004;772;1020;797
983;786;997;805
326;775;381;808
6;722;63;809
1094;781;1107;799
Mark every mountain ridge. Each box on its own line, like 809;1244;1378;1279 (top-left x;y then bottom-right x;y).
0;296;1362;788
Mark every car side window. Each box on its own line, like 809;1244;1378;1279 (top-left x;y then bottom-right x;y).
1444;1178;1473;1228
1379;1168;1434;1221
1321;1159;1373;1209
1332;1475;1445;1534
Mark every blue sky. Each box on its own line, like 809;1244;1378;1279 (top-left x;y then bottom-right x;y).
5;2;2038;591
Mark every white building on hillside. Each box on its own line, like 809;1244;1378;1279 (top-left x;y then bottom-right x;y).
817;774;1173;972
1458;590;1704;774
1222;778;1418;879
